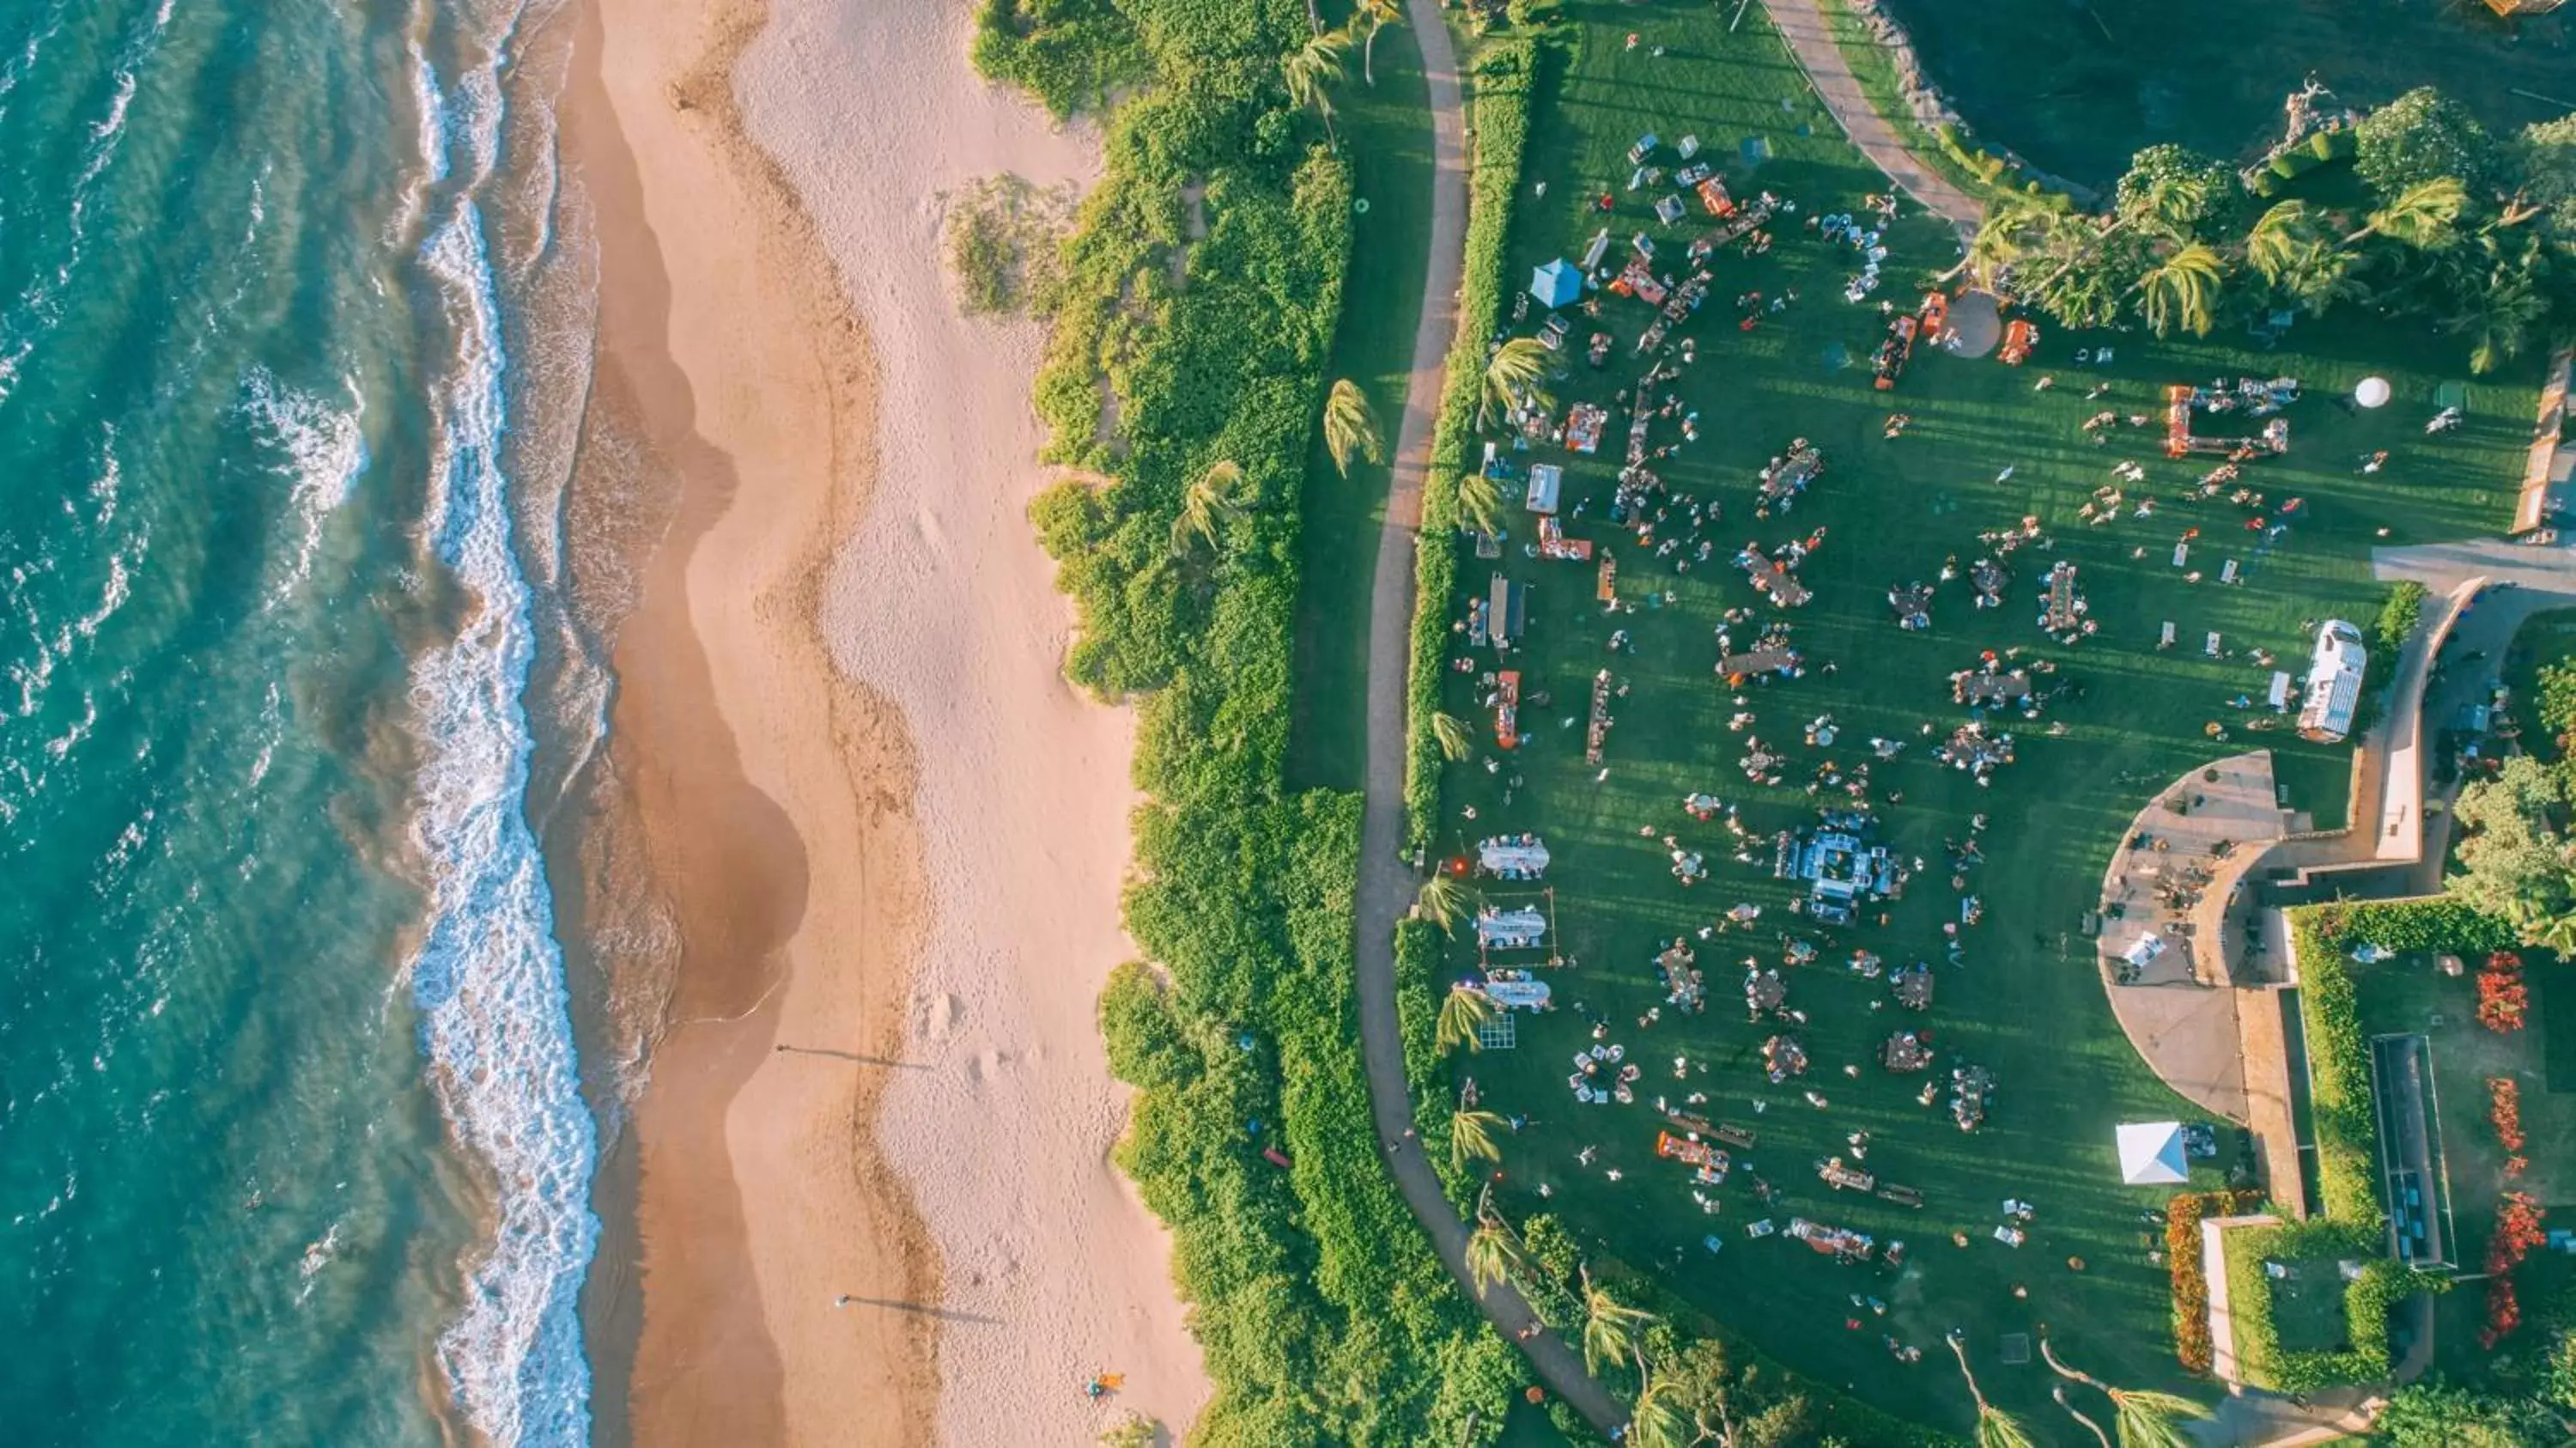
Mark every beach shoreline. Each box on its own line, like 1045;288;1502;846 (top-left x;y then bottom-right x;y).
558;0;938;1442
562;0;1209;1442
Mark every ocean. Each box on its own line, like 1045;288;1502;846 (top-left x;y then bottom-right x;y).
0;0;614;1442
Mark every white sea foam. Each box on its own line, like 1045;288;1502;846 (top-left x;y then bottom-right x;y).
409;183;597;1448
242;368;367;602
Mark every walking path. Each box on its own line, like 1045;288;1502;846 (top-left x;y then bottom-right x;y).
1761;0;1984;235
1348;3;1626;1435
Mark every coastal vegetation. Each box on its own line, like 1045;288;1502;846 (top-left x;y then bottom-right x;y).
988;2;1520;1440
943;173;1076;316
1961;89;2576;374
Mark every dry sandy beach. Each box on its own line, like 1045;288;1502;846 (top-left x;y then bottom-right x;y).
566;0;1210;1441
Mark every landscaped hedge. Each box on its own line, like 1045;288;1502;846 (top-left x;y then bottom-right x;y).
996;4;1520;1439
1405;38;1540;855
2222;1220;2441;1390
2287;908;2388;1232
2323;897;2516;959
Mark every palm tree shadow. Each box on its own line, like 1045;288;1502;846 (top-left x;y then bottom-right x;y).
835;1295;1005;1326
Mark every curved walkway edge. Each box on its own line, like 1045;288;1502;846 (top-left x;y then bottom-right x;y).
1761;0;1984;235
1347;3;1627;1435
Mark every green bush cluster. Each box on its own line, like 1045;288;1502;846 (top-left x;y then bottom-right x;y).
972;0;1152;119
2372;580;2428;654
1405;39;1540;855
2315;896;2515;958
997;5;1519;1440
2286;909;2389;1233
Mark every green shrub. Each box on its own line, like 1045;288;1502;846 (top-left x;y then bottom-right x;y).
1018;5;1519;1439
2372;579;2428;654
971;0;1151;119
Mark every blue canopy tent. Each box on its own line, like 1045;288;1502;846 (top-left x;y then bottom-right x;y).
1529;258;1581;309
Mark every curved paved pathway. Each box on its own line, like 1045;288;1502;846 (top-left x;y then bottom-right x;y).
1348;1;1626;1435
1762;0;1984;235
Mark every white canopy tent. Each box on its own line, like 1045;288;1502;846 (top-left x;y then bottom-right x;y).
2116;1121;2190;1185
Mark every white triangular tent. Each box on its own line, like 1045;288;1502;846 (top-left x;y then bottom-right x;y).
2117;1121;2189;1185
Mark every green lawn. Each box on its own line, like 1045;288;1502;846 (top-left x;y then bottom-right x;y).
1286;17;1436;792
1423;2;2538;1433
1874;0;2576;186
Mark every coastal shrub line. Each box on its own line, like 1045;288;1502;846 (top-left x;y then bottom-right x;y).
1405;37;1540;855
993;3;1520;1439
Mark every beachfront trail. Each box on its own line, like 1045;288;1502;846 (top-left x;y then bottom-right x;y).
1346;0;1628;1434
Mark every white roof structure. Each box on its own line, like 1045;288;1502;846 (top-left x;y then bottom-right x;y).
2297;619;2366;743
1525;463;1563;515
2117;1121;2190;1185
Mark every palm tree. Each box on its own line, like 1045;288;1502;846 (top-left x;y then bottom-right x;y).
1577;1269;1657;1380
1947;1330;2035;1448
1941;197;2044;289
2037;1337;2206;1448
1416;873;1468;932
1628;1376;1692;1448
1353;0;1404;86
2132;240;2226;338
1449;1107;1507;1171
1463;1187;1532;1293
1454;472;1505;537
1431;711;1474;762
2050;1385;2113;1448
2528;906;2576;957
1478;337;1554;429
2243;201;2321;289
1434;983;1493;1053
1281;30;1350;146
2343;175;2468;251
1321;378;1383;477
2460;277;2549;375
1169;459;1249;558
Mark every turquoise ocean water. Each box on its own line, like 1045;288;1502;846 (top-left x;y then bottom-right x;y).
0;0;611;1442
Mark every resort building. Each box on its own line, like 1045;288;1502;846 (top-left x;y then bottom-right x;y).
2296;619;2366;744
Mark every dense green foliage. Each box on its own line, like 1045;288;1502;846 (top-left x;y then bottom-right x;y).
1966;84;2576;373
2372;579;2427;656
2354;88;2499;201
992;5;1519;1439
972;0;1151;119
2376;1376;2565;1446
2451;754;2576;935
2285;908;2391;1232
1405;39;1540;854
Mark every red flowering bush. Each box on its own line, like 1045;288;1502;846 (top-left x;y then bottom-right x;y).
2488;1077;2526;1155
2477;954;2530;1033
2166;1189;2260;1372
2479;1192;2547;1348
2482;1278;2523;1348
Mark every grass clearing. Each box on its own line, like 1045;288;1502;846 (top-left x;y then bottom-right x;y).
1421;0;2538;1432
1286;19;1436;793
